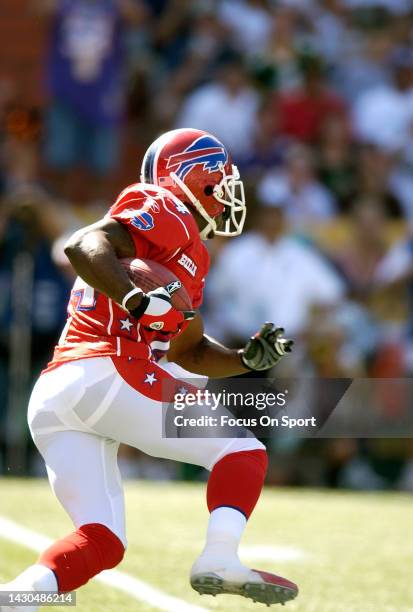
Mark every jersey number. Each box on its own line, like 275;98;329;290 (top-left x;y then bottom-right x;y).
58;280;97;345
72;279;97;311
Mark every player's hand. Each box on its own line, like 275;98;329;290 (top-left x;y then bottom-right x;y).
128;284;195;332
239;322;293;371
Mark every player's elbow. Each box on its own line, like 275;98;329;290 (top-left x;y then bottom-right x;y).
64;227;109;272
64;231;84;262
64;228;97;265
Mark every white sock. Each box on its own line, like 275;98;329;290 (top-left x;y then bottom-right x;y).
200;507;247;563
8;565;58;592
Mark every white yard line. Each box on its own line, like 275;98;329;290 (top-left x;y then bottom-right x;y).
0;516;207;612
240;544;309;563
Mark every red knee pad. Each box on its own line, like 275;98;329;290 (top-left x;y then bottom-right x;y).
207;449;268;519
38;523;125;592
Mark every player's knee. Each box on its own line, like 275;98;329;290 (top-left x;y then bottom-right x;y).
79;523;125;570
220;445;268;475
216;437;266;465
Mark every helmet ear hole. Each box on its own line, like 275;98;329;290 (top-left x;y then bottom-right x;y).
204;185;214;196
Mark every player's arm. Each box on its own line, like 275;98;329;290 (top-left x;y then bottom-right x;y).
64;218;145;309
64;219;194;329
167;312;293;378
167;312;247;378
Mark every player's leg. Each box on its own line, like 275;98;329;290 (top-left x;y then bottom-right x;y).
79;357;298;605
35;430;126;591
190;447;298;605
1;430;126;601
0;362;126;608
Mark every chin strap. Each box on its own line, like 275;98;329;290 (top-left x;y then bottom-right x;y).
169;171;217;239
199;222;214;241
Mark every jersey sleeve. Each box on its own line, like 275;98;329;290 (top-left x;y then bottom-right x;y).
109;184;193;257
191;277;205;309
192;244;209;309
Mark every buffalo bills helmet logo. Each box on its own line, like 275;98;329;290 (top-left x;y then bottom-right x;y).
131;211;154;231
166;136;228;180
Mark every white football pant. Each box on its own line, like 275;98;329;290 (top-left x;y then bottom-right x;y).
28;357;264;547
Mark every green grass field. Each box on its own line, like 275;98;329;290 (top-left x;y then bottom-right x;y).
0;479;412;612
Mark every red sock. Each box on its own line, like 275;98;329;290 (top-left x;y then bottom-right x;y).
38;523;125;592
207;449;268;519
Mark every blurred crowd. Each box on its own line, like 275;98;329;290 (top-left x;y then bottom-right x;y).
1;0;413;489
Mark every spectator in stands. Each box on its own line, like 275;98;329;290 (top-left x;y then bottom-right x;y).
217;0;272;57
152;4;233;128
39;0;146;198
0;191;70;369
250;4;301;93
333;24;393;101
204;191;345;345
352;46;413;161
303;307;365;377
150;0;194;71
276;53;347;143
237;100;290;182
373;230;413;349
334;196;401;293
346;144;404;217
333;196;409;345
0;190;71;472
176;54;259;160
317;113;356;210
341;0;411;15
258;142;337;230
311;0;351;66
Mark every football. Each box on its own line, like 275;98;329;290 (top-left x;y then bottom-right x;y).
119;257;192;311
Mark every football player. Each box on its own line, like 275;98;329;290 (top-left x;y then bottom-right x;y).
1;129;297;610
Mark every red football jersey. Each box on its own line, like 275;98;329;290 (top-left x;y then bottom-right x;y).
46;183;210;371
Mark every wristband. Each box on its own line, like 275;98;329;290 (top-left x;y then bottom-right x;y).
121;287;143;310
129;294;150;321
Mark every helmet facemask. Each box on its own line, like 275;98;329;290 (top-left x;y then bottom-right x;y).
170;163;246;240
213;164;246;237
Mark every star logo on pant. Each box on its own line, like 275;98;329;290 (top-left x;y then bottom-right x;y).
144;372;157;386
120;317;133;333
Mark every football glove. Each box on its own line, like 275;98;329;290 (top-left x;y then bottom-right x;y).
239;322;293;371
129;284;195;332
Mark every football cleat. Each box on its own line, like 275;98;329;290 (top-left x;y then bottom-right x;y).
190;564;298;606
